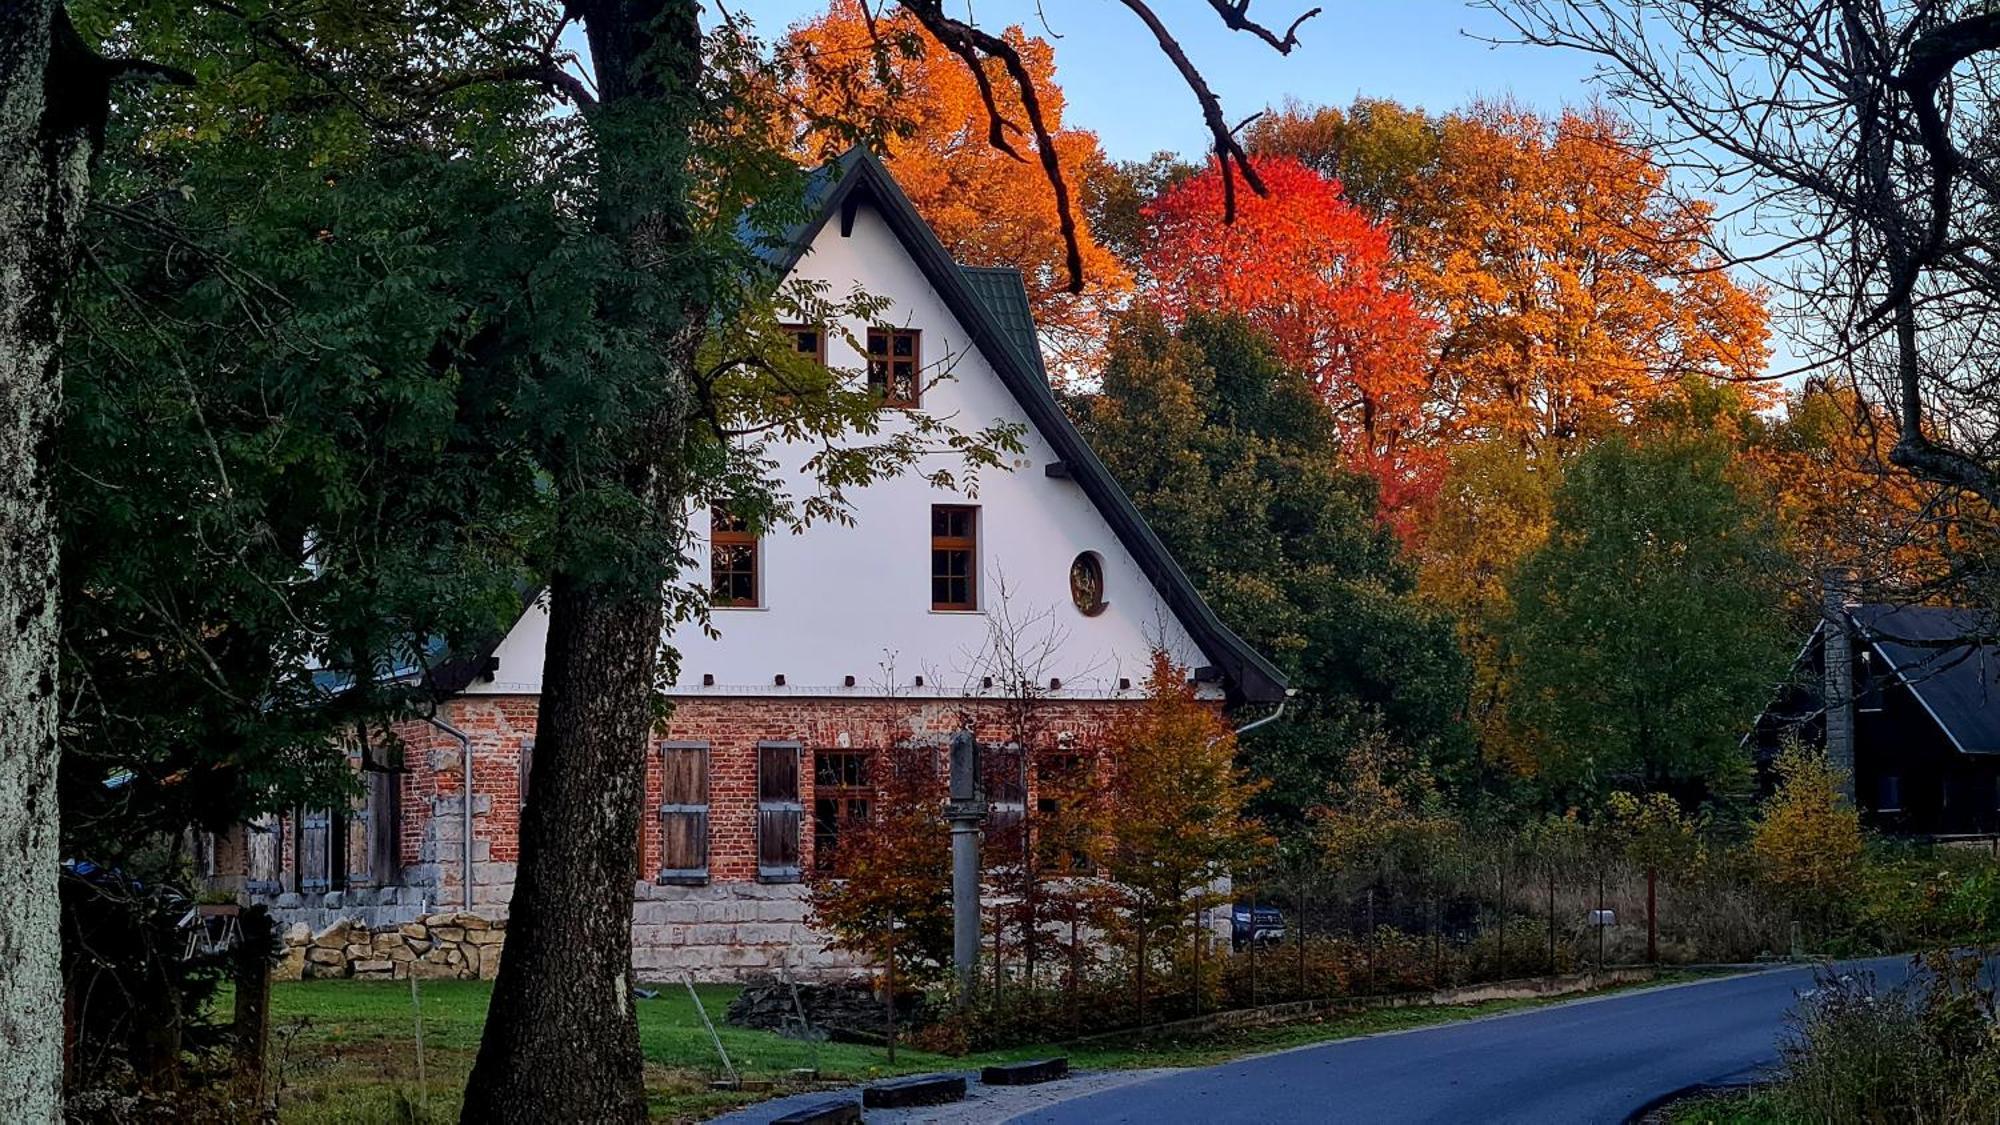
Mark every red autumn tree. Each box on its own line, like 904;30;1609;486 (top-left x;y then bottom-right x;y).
805;739;954;1036
1142;156;1438;514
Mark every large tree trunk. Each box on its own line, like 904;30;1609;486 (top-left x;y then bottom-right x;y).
1;4;94;1121
459;575;665;1122
461;3;702;1120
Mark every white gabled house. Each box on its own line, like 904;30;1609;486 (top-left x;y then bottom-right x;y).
209;149;1285;980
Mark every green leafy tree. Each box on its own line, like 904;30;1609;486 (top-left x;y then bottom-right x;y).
1502;431;1789;802
1079;309;1469;829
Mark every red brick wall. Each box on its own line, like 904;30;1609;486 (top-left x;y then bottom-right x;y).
399;693;1141;889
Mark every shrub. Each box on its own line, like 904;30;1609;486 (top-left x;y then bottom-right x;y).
1772;951;2000;1124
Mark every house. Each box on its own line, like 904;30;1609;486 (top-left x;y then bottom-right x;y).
202;149;1287;979
1753;601;2000;837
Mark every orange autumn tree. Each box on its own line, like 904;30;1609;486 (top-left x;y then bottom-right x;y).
1142;156;1438;514
1099;650;1270;1024
783;1;1130;374
1405;104;1772;449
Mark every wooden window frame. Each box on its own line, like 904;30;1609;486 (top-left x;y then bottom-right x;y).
710;507;759;609
757;741;804;883
812;748;873;873
931;504;978;611
867;327;922;408
780;322;826;365
658;741;711;885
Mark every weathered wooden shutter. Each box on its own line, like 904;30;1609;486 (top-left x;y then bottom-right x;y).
659;742;710;884
366;770;401;885
757;741;803;881
298;808;330;893
247;815;282;891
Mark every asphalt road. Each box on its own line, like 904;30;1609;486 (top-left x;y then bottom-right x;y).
1014;956;1917;1125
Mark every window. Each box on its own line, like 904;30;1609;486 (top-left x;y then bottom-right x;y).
983;742;1027;860
813;749;873;872
757;741;804;881
659;742;710;884
1877;774;1902;813
931;505;977;611
867;328;921;407
781;323;826;364
518;737;535;809
710;507;759;608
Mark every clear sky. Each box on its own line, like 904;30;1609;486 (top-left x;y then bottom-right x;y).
730;1;1607;161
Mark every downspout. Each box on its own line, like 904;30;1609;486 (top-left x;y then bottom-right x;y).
424;714;475;913
1230;688;1298;740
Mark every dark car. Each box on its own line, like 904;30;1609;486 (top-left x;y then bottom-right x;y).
1231;902;1285;949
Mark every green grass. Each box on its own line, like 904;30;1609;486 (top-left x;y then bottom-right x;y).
1663;1087;1790;1124
265;971;1715;1122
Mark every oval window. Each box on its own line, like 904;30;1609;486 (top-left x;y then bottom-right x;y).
1069;552;1107;617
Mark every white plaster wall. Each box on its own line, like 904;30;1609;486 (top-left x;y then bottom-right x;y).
473;197;1212;701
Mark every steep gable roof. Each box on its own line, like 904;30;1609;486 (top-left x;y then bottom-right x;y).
434;150;1287;704
1850;604;2000;755
774;148;1286;704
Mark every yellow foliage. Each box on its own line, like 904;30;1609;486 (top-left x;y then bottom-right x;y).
1754;743;1864;905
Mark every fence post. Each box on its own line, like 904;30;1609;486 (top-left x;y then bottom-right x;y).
1646;866;1658;964
232;905;274;1111
1546;869;1556;975
1595;869;1606;972
1295;890;1306;999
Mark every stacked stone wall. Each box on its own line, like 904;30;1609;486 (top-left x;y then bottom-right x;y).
277;912;506;982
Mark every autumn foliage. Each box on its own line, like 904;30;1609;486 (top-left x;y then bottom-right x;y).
1143;156;1439;512
783;1;1130;372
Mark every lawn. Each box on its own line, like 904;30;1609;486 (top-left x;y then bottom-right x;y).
267;973;1710;1122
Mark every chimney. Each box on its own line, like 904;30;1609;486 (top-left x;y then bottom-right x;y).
1822;571;1856;802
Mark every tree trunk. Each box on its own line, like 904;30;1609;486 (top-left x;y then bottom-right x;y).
2;5;97;1120
461;575;665;1122
461;4;704;1119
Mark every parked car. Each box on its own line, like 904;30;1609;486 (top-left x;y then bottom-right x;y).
1231;902;1285;949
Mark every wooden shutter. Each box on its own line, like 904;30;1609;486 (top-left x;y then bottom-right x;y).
659;742;710;884
298;808;330;893
757;741;803;882
247;815;282;891
366;770;401;885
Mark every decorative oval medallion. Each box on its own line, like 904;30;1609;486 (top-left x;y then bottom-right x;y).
1069;551;1107;617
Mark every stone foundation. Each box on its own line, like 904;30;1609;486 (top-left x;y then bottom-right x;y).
277;912;505;982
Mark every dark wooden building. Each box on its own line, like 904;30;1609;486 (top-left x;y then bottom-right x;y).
1754;603;2000;837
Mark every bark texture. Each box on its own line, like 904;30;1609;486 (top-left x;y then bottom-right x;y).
460;2;703;1120
1;3;92;1120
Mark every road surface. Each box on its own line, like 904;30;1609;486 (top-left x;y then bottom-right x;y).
1014;956;1915;1125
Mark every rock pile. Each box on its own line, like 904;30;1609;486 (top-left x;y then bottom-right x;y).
276;912;505;982
724;977;929;1039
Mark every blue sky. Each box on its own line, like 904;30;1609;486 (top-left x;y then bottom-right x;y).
731;1;1606;160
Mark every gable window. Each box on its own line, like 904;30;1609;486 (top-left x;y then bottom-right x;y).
781;323;825;365
867;328;921;407
659;741;710;884
931;505;977;611
757;741;804;882
710;507;759;607
813;748;872;872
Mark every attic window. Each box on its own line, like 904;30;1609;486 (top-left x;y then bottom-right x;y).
867;328;920;407
781;323;825;365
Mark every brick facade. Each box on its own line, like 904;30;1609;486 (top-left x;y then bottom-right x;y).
221;692;1141;980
